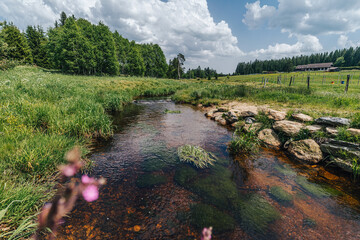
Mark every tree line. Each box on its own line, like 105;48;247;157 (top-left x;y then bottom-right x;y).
0;12;194;78
235;47;360;75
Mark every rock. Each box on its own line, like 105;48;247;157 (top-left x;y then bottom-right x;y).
326;127;338;136
224;111;239;124
258;129;282;149
205;109;217;118
239;110;257;118
232;121;245;129
243;123;263;133
348;128;360;137
292;113;313;122
321;140;360;172
212;112;223;120
267;109;286;121
315;117;351;127
305;125;322;134
288;139;323;164
217;107;228;112
273;120;305;136
245;117;256;124
218;118;228;126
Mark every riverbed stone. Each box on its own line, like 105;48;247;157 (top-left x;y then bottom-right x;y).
267;109;286;121
321;140;360;172
326;127;338;136
305;125;323;134
292;113;313;122
288;139;323;164
245;117;256;124
243;123;263;133
348;128;360;137
258;129;282;149
213;112;223;121
205;109;217;118
224;111;239;124
315;117;351;127
273;120;305;136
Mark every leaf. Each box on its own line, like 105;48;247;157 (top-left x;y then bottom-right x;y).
0;200;21;221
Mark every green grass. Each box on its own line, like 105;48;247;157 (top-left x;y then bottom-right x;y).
228;128;260;154
177;145;217;168
0;66;184;236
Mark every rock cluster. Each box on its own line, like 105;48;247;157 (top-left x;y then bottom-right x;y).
203;102;359;174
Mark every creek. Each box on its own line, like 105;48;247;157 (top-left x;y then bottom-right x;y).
57;100;360;239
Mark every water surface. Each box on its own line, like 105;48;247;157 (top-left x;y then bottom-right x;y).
57;100;360;240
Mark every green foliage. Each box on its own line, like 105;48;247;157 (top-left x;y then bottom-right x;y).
293;129;312;141
336;127;360;143
352;158;360;179
177;145;217;168
2;23;32;63
174;165;198;186
25;26;49;68
255;111;274;129
228;128;260;154
295;176;340;198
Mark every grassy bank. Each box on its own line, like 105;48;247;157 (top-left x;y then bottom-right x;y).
173;71;360;120
0;66;183;237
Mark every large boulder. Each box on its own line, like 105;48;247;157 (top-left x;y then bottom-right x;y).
315;117;350;127
258;129;282;149
292;113;313;122
288;139;323;164
304;125;322;134
267;109;286;121
273;120;305;136
321;140;360;172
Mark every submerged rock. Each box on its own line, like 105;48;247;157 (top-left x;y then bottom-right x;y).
315;117;351;127
190;203;236;233
288;139;323;164
292;113;313;122
273;120;305;136
267;109;286;121
258;129;282;149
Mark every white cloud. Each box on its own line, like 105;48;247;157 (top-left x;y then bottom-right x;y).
248;34;323;60
243;0;360;36
242;1;276;29
0;0;243;73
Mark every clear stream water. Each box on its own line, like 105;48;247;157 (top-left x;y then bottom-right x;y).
57;100;360;240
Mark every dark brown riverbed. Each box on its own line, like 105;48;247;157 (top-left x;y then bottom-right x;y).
57;100;360;240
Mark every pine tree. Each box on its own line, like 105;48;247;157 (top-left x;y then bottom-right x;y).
26;25;49;67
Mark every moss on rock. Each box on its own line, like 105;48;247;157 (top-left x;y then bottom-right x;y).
190;203;236;234
136;173;167;188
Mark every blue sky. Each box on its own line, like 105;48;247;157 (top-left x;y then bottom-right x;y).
1;0;360;73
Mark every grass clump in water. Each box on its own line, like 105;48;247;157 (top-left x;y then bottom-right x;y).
164;109;181;114
228;129;260;154
177;145;217;169
174;165;198;186
295;176;341;198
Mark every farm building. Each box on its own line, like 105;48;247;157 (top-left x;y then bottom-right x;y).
295;63;334;71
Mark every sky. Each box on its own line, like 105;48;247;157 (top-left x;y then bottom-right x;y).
1;0;360;73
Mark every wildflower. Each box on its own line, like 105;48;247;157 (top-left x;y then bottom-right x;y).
81;175;94;184
59;165;77;177
201;227;212;240
82;185;99;202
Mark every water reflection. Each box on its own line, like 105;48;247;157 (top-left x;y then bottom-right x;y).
57;101;360;240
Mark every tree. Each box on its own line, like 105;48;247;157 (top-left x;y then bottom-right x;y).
26;25;49;67
60;12;67;27
0;22;12;59
177;53;185;79
2;23;33;63
334;56;345;67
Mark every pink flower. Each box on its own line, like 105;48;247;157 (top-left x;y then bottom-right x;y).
201;227;212;240
60;165;77;177
82;185;99;202
81;175;94;184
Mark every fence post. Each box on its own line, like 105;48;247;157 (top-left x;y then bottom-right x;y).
289;76;293;87
307;76;310;90
263;78;267;88
345;75;350;93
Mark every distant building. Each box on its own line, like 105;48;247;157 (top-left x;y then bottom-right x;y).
295;62;334;71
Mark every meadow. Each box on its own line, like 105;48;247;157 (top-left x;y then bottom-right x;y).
1;66;360;237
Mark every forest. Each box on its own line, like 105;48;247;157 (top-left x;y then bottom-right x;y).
235;47;360;75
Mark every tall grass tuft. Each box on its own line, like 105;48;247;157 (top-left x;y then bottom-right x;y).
177;145;217;168
228;128;260;154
